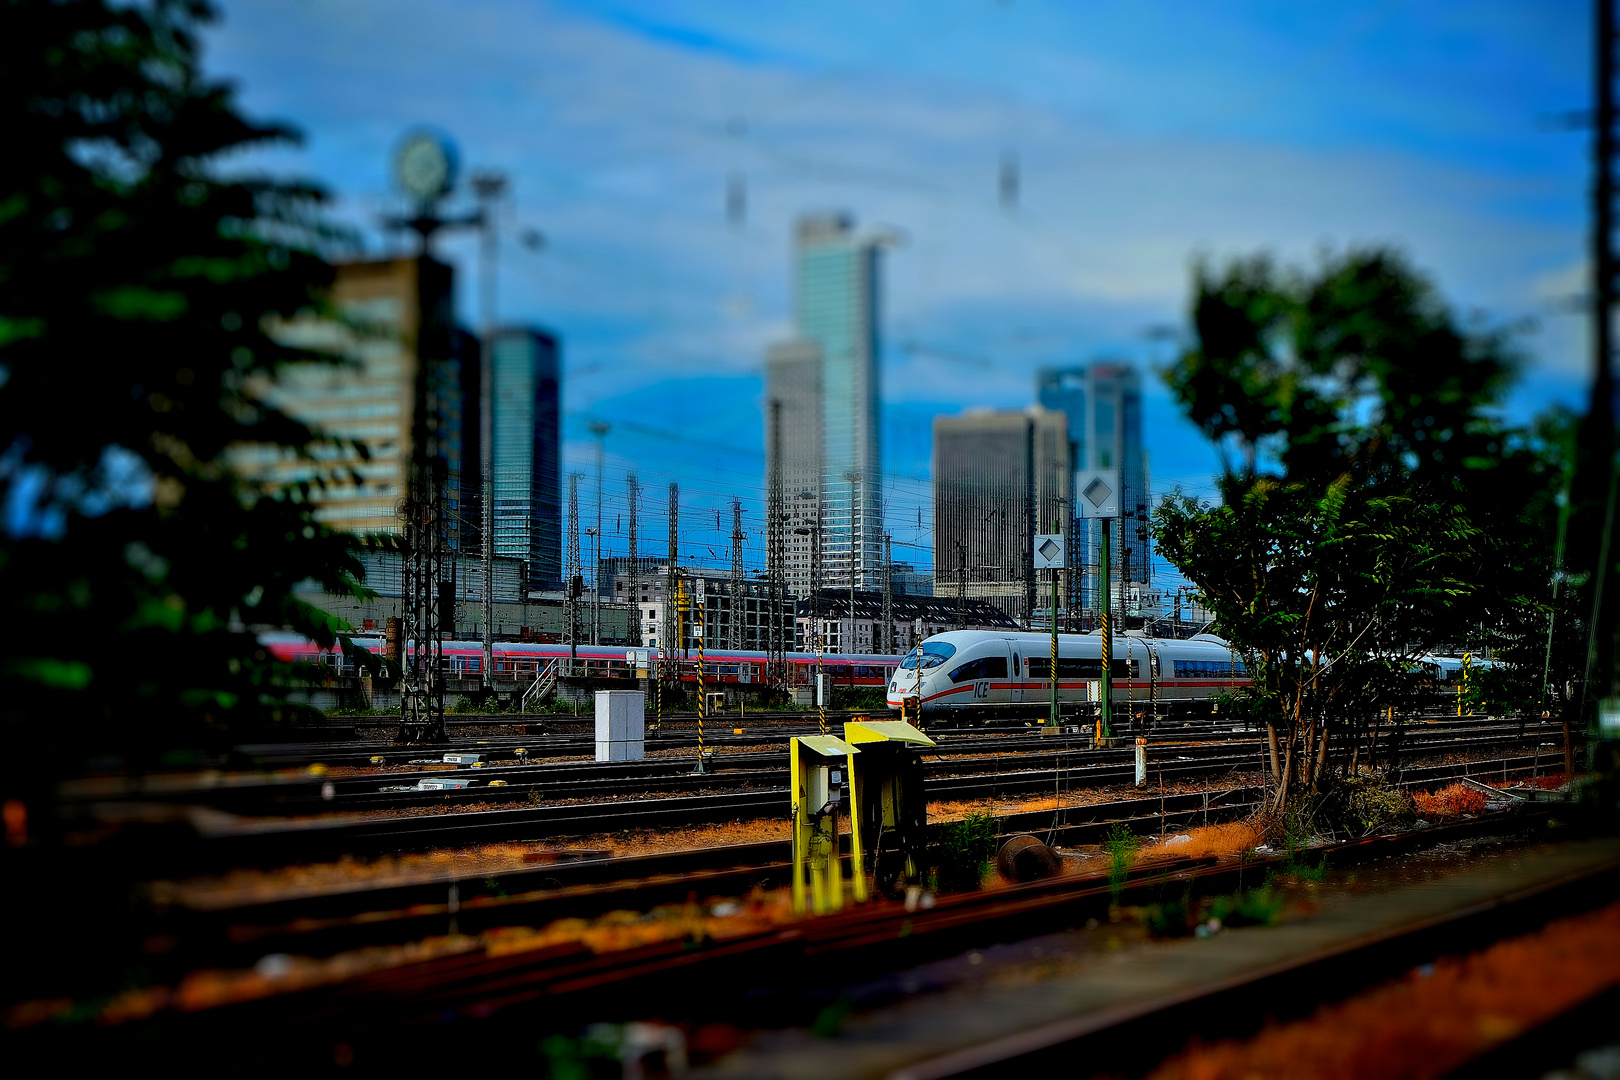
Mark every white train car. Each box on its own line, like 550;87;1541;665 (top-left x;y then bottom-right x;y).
885;629;1249;720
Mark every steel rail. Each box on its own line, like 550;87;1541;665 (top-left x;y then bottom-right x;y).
53;808;1582;1072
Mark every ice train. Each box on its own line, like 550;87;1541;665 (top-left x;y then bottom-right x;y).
885;629;1250;719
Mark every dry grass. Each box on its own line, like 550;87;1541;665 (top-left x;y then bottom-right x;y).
1139;821;1265;862
1149;899;1620;1080
1412;783;1489;820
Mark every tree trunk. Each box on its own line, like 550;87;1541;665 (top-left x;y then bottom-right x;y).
1301;713;1316;791
1314;714;1330;789
1274;732;1295;810
1266;721;1281;780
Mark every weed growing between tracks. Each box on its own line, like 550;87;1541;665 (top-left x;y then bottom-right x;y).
931;813;999;892
1105;823;1141;907
1147;898;1620;1080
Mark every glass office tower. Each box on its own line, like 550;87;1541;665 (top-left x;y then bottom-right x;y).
1037;362;1150;613
489;328;561;592
792;213;883;590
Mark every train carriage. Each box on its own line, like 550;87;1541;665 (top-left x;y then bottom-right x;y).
262;627;1251;719
260;633;903;690
886;629;1249;720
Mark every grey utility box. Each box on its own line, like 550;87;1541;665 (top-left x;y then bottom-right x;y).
595;690;646;762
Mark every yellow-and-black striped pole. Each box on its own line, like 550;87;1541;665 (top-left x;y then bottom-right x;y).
696;598;706;761
816;631;827;736
1050;568;1059;727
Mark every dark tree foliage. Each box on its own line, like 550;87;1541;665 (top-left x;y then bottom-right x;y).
1155;248;1555;807
1464;410;1586;720
0;0;369;767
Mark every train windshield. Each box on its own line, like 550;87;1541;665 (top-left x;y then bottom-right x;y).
900;642;956;669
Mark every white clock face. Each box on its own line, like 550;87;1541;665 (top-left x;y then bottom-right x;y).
396;135;451;201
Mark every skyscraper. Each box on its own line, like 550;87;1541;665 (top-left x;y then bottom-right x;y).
1037;363;1151;613
245;256;461;540
765;339;823;597
488;328;561;592
765;213;885;596
932;406;1070;625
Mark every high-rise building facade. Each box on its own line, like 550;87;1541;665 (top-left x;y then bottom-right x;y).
1037;363;1151;612
765;339;823;596
932;406;1070;625
488;328;561;592
764;213;885;598
245;257;465;541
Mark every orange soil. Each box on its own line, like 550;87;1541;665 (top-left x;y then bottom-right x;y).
1149;899;1620;1080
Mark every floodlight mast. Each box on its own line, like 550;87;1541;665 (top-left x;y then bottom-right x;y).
471;169;506;694
386;130;479;745
385;131;479;748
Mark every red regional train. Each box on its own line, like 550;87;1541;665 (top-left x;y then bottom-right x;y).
264;627;1252;720
260;633;901;690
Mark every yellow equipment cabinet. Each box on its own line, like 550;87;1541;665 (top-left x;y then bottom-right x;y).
843;718;935;900
789;734;860;916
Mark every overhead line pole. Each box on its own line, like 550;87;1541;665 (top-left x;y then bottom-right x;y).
730;498;745;651
627;471;639;627
566;473;581;677
667;483;680;664
590;421;608;646
767;401;786;689
471;173;505;692
881;532;893;655
1579;0;1619;751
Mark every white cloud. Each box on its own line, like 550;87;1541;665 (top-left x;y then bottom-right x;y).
206;0;1589;516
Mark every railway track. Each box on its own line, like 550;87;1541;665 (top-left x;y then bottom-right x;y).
133;753;1565;982
25;796;1595;1070
105;730;1566;876
64;715;1551;812
885;830;1620;1080
227;707;1512;766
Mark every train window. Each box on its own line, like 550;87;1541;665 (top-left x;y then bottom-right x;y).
948;656;1008;683
1028;657;1139;679
1173;659;1248;677
900;641;956;669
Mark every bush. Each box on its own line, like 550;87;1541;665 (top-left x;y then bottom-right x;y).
832;686;889;711
1317;770;1413;837
931;813;999;892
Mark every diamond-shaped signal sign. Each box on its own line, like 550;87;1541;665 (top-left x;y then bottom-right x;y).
1075;468;1120;519
1033;534;1064;569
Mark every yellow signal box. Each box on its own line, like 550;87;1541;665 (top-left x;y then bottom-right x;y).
843;718;935;901
789;734;860;916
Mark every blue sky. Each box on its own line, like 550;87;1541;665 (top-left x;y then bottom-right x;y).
203;0;1591;582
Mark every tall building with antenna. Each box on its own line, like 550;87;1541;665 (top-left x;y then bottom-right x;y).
764;213;888;597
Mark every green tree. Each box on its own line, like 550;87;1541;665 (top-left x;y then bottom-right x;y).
1155;248;1549;807
0;0;369;771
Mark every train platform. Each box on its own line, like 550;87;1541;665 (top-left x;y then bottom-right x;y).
695;832;1620;1080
